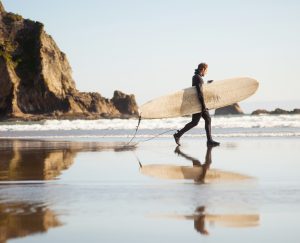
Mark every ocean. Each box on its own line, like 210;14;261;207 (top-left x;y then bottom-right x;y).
0;114;299;139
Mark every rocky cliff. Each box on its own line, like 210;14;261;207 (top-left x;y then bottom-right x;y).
214;103;244;116
0;2;138;120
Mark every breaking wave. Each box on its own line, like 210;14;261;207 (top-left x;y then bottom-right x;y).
0;114;299;138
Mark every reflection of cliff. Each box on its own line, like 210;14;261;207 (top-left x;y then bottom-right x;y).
0;139;136;180
0;201;62;243
0;142;75;180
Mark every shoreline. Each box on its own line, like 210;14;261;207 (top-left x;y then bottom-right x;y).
1;109;299;122
0;113;138;122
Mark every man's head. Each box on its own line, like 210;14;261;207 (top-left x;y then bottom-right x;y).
198;63;208;76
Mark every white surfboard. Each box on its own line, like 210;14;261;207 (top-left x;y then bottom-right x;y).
140;77;259;119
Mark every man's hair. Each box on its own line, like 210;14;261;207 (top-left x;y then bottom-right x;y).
198;63;208;71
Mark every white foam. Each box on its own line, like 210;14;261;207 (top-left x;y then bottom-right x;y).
0;114;299;132
0;114;299;140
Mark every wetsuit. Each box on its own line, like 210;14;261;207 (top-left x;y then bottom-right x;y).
176;69;212;141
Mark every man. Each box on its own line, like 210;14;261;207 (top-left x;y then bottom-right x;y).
173;63;220;147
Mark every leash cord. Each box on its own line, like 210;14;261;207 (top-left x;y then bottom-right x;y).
137;129;177;143
126;114;177;145
126;114;142;145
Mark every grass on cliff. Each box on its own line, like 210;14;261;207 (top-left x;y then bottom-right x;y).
0;41;21;67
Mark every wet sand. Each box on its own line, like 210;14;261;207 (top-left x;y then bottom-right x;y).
0;137;300;243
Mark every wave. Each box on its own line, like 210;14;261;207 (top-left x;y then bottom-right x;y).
0;114;299;132
0;115;299;138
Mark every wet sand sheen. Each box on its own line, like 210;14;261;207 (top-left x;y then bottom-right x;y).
0;138;300;243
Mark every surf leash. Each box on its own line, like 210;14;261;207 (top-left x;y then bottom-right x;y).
126;114;142;145
137;129;177;143
126;113;178;145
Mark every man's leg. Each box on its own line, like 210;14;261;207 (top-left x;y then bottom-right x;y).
202;110;220;147
201;110;212;141
174;113;201;145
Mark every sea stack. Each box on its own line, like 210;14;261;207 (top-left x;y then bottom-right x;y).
214;103;244;116
0;1;138;120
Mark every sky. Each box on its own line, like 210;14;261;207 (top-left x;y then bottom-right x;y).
2;0;300;111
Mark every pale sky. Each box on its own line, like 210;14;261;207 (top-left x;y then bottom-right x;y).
2;0;300;110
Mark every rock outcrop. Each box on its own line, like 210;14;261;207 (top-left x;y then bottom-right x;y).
251;108;300;115
250;109;269;115
214;103;244;116
0;2;138;120
0;1;4;13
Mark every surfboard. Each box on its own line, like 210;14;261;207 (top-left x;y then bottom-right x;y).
140;77;259;119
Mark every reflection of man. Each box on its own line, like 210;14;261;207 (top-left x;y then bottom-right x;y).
174;146;213;183
194;206;209;235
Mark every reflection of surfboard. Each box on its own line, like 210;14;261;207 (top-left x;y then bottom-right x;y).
139;164;252;182
140;165;203;180
204;214;259;227
159;214;260;228
140;77;259;118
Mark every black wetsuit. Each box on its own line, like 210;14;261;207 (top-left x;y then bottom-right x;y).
176;69;212;141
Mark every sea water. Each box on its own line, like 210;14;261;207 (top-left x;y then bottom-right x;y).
0;114;299;139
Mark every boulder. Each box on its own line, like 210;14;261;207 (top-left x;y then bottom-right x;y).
251;109;270;115
270;108;289;115
251;108;300;115
291;108;300;114
214;103;244;116
0;2;138;120
112;90;139;116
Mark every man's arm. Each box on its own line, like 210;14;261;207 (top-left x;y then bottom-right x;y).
195;84;207;111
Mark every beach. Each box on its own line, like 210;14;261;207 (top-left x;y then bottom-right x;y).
0;116;300;242
1;0;300;241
